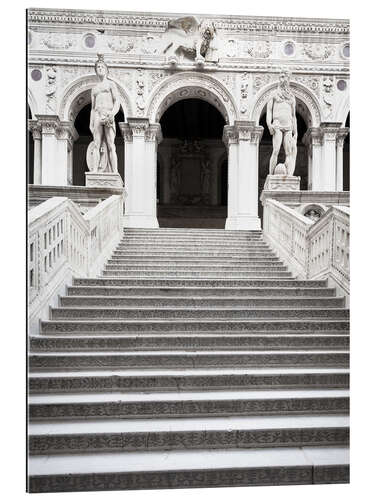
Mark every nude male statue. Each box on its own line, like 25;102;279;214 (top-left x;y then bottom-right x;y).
266;71;298;176
89;54;120;173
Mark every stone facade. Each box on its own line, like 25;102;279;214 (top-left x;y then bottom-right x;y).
28;8;349;229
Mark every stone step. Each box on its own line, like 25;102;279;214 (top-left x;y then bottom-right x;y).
73;278;321;288
124;228;263;234
119;238;265;246
50;307;348;321
104;264;288;271
40;319;349;334
116;243;272;250
28;368;350;394
112;250;277;258
60;296;344;309
67;286;337;298
28;389;349;421
27;445;350;492
30;334;350;352
29;414;349;455
121;234;265;242
29;350;349;371
109;256;281;263
101;270;294;278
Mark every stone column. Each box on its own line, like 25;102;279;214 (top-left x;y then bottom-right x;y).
119;118;160;228
320;122;342;191
223;125;238;228
28;120;42;184
303;127;323;190
336;128;350;191
58;121;78;186
223;121;263;230
36;115;61;185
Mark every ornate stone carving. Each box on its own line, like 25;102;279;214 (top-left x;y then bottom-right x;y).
45;67;57;113
252;74;273;95
303;43;334;61
225;39;237;57
141;34;160;54
147;73;238;125
240;72;249;115
108;69;133;92
163;17;218;67
247;40;272;59
322;77;334;119
107;37;134;53
293;75;320;96
28;120;42;140
135;70;146;116
128;118;150;136
42;34;74;50
149;71;166;90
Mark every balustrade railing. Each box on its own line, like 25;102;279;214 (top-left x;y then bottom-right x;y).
28;194;123;332
263;199;350;294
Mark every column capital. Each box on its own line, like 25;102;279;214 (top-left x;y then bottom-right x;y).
222;125;238;147
35;114;61;137
234;120;264;144
127;117;150;137
145;123;163;144
57;121;79;147
336;127;350;147
118;122;133;143
303;127;323;147
319;122;343;141
28;119;42;140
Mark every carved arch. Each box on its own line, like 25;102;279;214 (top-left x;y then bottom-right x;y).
58;74;133;122
146;72;239;125
336;94;350;126
251;81;322;128
28;88;38;118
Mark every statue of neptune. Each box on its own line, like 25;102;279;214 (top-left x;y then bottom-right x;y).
88;54;119;173
266;71;298;176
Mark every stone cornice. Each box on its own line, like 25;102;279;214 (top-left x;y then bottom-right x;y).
28;8;349;35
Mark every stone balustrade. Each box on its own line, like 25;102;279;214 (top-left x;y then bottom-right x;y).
28;194;123;333
263;199;349;295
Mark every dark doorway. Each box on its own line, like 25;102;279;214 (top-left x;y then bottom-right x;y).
157;98;227;228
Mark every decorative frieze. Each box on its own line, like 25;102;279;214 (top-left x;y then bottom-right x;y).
42;33;75;50
303;43;335;61
247;40;272;58
107;37;134;53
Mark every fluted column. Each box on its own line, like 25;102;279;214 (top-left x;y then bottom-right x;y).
119;118;161;228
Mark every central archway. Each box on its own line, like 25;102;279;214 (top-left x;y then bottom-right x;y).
157;98;227;228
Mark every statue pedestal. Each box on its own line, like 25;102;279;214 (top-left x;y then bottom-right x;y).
263;174;300;191
85;172;123;188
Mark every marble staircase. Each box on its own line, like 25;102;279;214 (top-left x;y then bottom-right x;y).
28;228;349;492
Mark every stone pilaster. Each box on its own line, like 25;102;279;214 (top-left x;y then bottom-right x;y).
320;122;342;191
28;120;42;184
58;121;78;186
303;127;323;190
119;118;160;228
223;121;263;230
